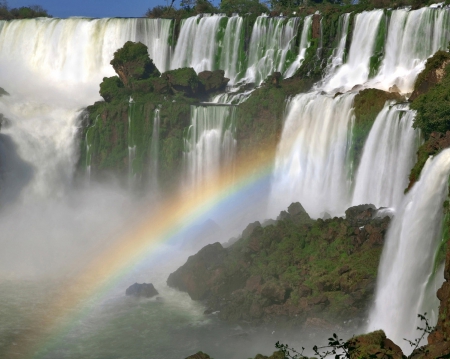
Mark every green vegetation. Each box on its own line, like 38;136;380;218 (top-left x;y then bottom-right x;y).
0;1;51;19
220;0;269;16
406;51;450;190
82;42;231;189
168;204;390;325
410;52;450;137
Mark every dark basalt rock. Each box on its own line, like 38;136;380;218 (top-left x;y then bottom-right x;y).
125;282;159;298
410;50;450;101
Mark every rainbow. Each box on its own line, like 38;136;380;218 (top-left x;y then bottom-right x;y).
12;146;278;359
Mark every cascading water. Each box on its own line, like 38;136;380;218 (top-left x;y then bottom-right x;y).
128;99;137;181
85;115;98;183
351;103;419;209
245;16;300;85
367;149;450;351
171;14;225;73
323;10;384;92
184;105;236;192
0;18;172;199
219;15;244;84
269;92;355;219
321;13;350;83
284;15;312;78
149;108;160;193
372;7;450;93
1;5;450;359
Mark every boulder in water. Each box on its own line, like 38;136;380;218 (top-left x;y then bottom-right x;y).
125;283;159;298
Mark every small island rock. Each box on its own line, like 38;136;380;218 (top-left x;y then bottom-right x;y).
125;282;159;298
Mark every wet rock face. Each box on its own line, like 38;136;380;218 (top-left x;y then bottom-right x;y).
345;204;376;227
348;330;404;359
410;50;450;101
125;283;159;298
167;203;390;327
312;14;321;39
167;242;228;300
198;70;230;93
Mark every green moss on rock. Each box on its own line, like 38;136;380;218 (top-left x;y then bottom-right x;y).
168;203;390;326
409;50;450;140
110;41;160;87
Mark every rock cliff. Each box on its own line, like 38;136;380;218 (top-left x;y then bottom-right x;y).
168;203;391;328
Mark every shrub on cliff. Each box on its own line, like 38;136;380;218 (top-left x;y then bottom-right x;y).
0;3;51;19
99;76;127;103
219;0;269;16
410;51;450;137
110;41;160;88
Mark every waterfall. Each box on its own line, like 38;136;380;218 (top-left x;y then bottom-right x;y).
128;100;137;181
321;13;350;83
284;15;313;78
372;7;450;93
368;149;450;351
149;108;160;192
351;104;419;208
245;16;300;85
269;92;355;219
184;105;236;191
0;18;172;199
324;10;384;92
219;15;244;84
171;14;225;73
85;115;98;183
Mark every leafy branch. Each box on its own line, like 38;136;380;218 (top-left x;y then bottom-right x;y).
276;313;435;359
403;313;434;355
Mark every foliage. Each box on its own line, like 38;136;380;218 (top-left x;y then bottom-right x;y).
403;313;434;354
410;56;450;137
145;0;217;20
0;2;51;19
219;0;269;16
110;41;160;87
99;76;127;103
275;313;435;359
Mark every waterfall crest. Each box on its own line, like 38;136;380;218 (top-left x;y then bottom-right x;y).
171;15;225;73
373;7;450;93
269;92;355;218
0;18;172;199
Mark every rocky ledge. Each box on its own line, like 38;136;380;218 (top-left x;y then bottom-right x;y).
168;203;390;328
